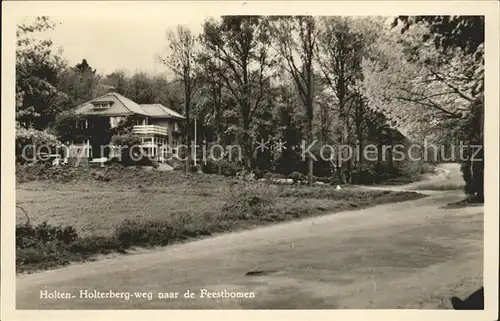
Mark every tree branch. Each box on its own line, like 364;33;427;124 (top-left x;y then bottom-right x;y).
395;95;461;118
430;69;475;102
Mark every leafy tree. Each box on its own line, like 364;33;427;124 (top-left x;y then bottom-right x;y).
100;71;184;115
272;78;306;175
316;17;368;183
196;48;225;145
16;17;70;129
113;114;149;136
52;110;88;144
102;70;128;94
393;16;484;56
200;16;275;169
127;72;156;104
59;59;102;106
273;16;318;184
151;74;183;114
364;16;484;200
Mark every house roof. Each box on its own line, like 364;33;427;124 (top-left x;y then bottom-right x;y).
74;92;148;116
74;92;185;120
140;104;185;120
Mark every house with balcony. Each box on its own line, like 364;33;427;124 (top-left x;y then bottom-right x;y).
68;92;185;163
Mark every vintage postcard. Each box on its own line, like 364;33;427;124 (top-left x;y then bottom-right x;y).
1;1;499;321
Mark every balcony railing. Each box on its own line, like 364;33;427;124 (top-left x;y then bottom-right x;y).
132;125;168;136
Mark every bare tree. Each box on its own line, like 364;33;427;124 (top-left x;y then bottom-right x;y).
161;25;197;168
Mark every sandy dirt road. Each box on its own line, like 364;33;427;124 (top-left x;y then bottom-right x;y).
16;164;483;309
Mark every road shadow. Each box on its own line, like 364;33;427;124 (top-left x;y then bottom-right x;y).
451;287;484;310
442;196;484;209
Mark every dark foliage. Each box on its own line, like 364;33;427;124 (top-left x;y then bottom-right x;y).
393;16;484;55
202;159;243;176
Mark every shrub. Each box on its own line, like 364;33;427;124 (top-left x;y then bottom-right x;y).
202;159;242;177
310;175;338;184
289;171;304;182
351;167;378;185
167;158;184;170
111;132;141;147
219;160;241;176
459;97;484;201
275;149;303;176
420;163;436;175
17;243;71;269
112;114;146;135
17;215;217;272
201;160;216;174
16;221;80;271
313;159;335;177
253;168;266;179
16;222;78;249
462;160;484;201
263;171;286;180
69;236;124;255
16;125;61;164
114;219;177;248
133;156;158;168
52;111;88;144
111;133;154;167
16;163;98;183
221;184;276;220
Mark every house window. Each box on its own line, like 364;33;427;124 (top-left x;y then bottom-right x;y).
109;117;123;128
142;137;153;145
76;120;88;129
135;118;147;126
93;102;112;110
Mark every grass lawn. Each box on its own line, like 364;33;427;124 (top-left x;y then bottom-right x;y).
409;182;464;191
17;182;227;237
16;180;424;237
16;165;426;273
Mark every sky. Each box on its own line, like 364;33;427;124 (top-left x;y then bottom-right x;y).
39;15;207;76
32;13;393;77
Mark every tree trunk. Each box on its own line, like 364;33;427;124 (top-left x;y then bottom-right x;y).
308;156;314;185
184;82;191;172
356;128;363;168
342;124;352;184
306;84;314;185
478;99;484;200
336;129;344;184
242;114;252;170
345;158;352;184
242;61;253;171
388;136;393;171
377;141;383;169
306;120;314;186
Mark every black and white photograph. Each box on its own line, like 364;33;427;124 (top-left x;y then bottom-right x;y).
1;1;499;320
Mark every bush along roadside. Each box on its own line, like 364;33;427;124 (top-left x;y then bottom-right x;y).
16;222;124;272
